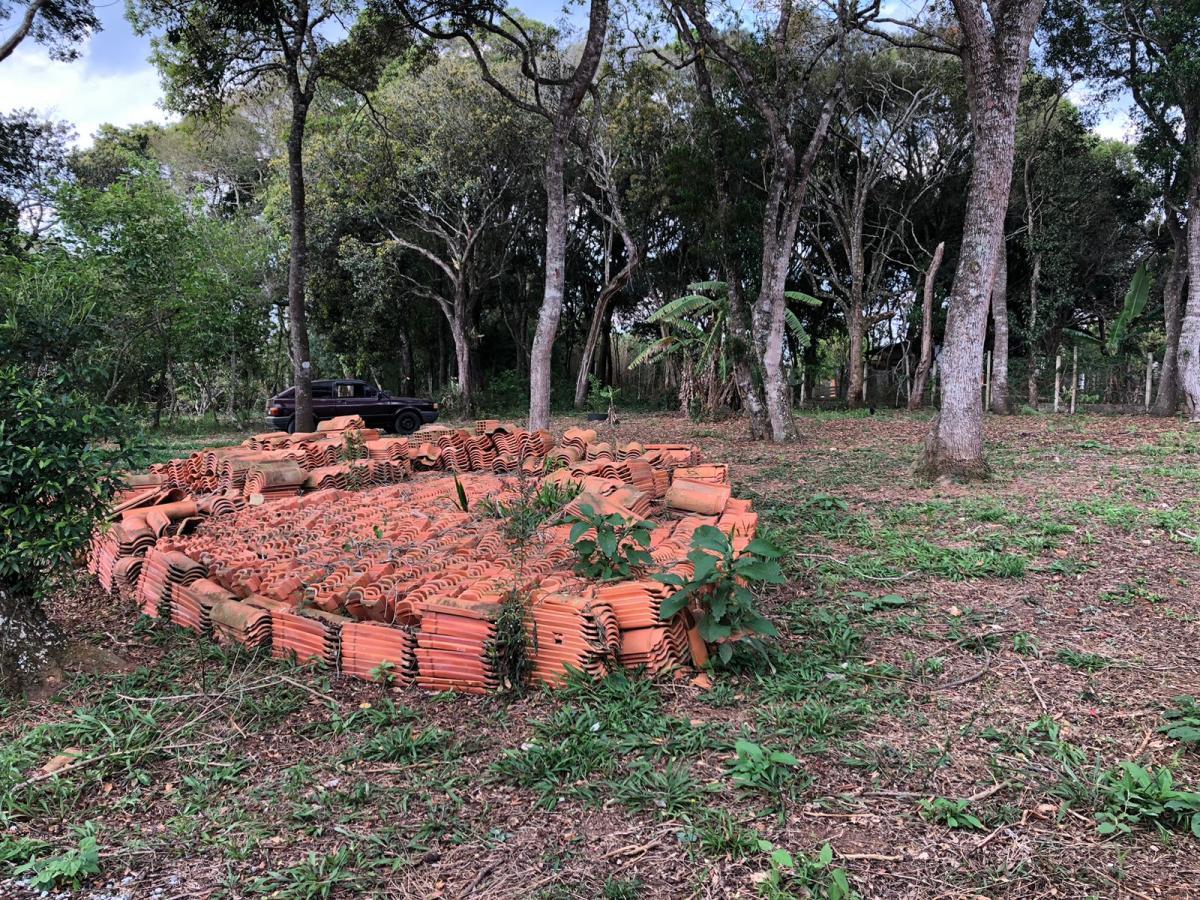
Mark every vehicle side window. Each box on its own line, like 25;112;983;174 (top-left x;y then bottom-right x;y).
312;384;333;399
362;386;376;398
335;383;356;399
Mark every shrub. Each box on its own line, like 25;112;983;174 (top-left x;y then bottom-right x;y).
566;504;654;580
653;525;783;665
0;367;136;689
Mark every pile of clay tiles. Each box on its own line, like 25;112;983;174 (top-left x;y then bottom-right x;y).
90;420;761;694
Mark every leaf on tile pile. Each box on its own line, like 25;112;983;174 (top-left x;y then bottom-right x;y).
88;417;763;693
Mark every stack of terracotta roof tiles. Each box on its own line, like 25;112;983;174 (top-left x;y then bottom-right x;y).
90;422;761;694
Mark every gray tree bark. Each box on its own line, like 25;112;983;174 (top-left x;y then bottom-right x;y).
528;0;609;431
286;92;315;432
916;0;1044;477
989;231;1010;414
909;241;944;410
1177;175;1200;419
1152;214;1188;416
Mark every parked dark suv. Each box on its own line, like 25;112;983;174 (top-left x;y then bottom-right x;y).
265;380;439;434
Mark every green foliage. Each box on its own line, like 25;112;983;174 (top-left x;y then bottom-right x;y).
1055;648;1111;671
653;526;783;664
479;479;581;543
452;474;470;512
1094;762;1200;838
918;796;986;830
566;505;655;580
12;833;102;890
0;368;137;596
726;739;804;808
754;841;855;899
489;591;534;693
1160;696;1200;747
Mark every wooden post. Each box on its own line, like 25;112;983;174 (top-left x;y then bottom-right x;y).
861;363;868;404
984;350;992;411
1070;346;1078;414
1144;352;1153;412
799;363;806;406
1053;353;1062;413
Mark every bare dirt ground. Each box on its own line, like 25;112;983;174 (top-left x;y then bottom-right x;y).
4;409;1200;899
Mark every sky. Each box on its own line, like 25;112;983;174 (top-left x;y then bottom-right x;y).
0;1;1135;148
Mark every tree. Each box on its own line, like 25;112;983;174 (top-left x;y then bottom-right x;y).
402;1;610;430
675;0;872;441
129;0;389;432
803;46;946;407
0;110;73;246
873;0;1045;476
0;0;98;64
310;53;536;415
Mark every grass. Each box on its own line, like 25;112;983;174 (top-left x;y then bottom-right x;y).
11;410;1200;897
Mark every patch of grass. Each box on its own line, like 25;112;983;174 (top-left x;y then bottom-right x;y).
348;724;455;764
1056;648;1112;672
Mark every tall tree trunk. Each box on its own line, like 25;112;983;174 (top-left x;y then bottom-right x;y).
847;296;865;408
918;0;1042;477
1027;254;1041;409
1178;176;1200;419
989;232;1010;414
527;0;609;431
909;241;945;411
450;316;473;417
729;281;769;437
573;242;637;408
1153;217;1188;416
398;329;414;394
286;94;315;433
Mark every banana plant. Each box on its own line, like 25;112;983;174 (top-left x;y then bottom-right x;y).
628;280;816;371
1068;262;1152;357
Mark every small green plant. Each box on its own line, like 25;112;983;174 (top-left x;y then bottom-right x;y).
1160;696;1200;747
754;841;855;899
480;479;581;543
918;796;985;830
1094;762;1200;837
488;590;535;692
1012;631;1040;656
727;739;803;811
12;834;102;891
566;504;655;580
452;474;470;511
587;374;620;421
654;525;783;664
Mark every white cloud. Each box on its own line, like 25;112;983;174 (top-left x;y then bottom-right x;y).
0;44;173;146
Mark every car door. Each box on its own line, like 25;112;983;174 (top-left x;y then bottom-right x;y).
311;382;338;423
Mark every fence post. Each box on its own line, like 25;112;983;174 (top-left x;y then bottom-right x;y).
1070;346;1078;414
862;363;868;404
1144;352;1153;412
799;363;806;406
1053;353;1062;413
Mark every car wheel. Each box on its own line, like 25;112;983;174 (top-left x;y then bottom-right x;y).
286;417;297;434
395;411;421;434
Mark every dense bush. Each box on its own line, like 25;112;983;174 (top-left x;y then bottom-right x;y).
0;367;137;687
